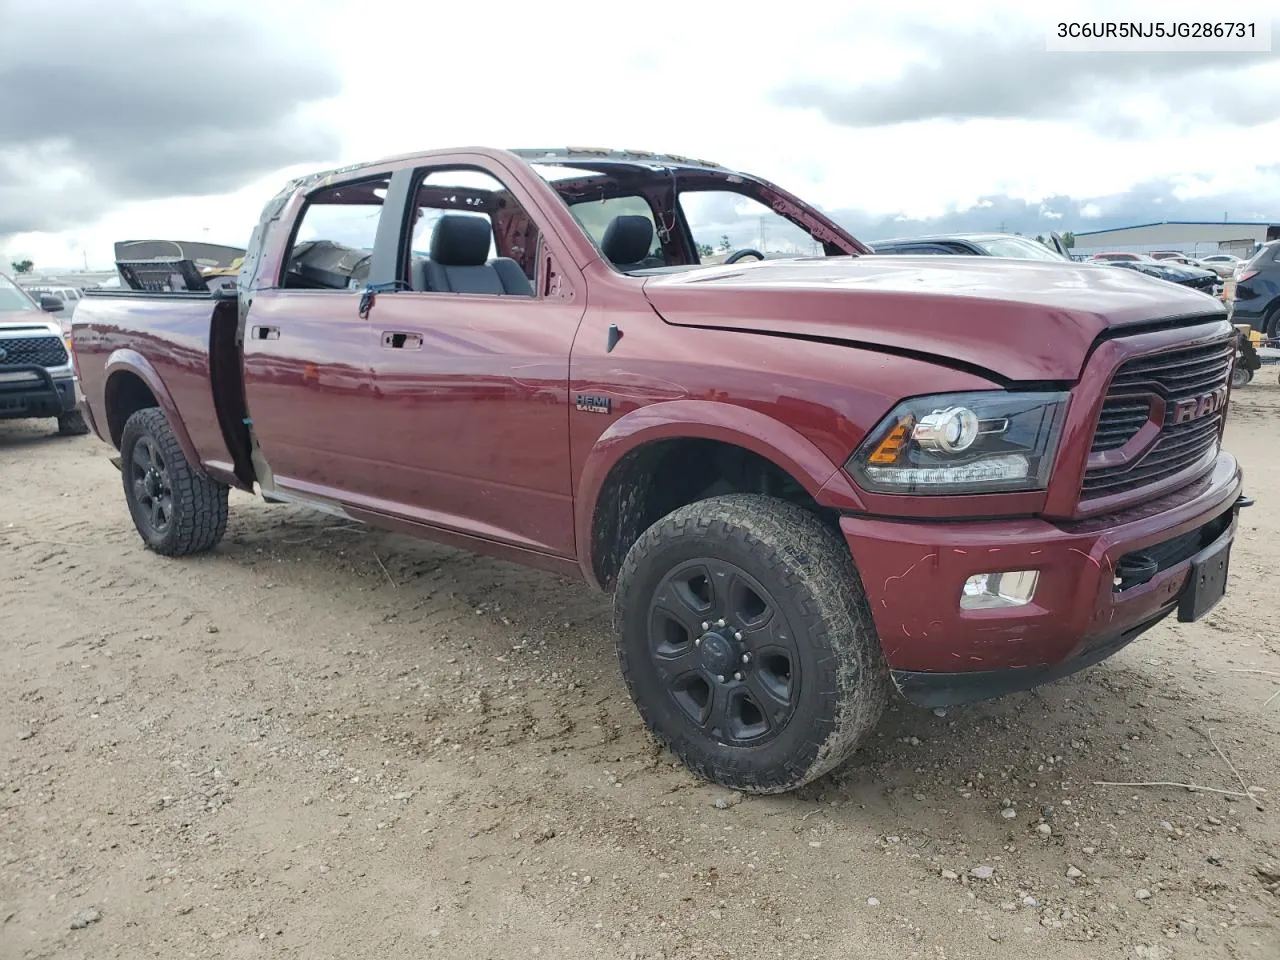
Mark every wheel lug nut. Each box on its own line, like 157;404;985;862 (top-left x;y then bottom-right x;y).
717;675;726;683
701;621;710;631
715;618;726;628
734;631;743;641
733;672;743;681
741;653;751;663
694;637;701;646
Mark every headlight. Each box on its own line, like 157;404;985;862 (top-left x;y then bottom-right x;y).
847;391;1069;495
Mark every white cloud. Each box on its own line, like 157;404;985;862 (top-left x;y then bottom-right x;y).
4;0;1280;270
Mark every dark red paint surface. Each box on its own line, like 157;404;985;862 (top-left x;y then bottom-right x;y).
71;147;1243;677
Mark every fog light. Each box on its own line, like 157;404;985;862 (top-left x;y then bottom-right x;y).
960;570;1039;610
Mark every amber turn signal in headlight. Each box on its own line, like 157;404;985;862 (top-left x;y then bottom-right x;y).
849;391;1069;495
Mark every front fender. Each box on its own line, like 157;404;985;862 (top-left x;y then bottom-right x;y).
574;398;867;585
104;349;203;471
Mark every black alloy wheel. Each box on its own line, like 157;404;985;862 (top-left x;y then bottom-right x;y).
648;558;800;747
130;434;174;537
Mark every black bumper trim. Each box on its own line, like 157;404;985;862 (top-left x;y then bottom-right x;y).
0;364;77;420
890;608;1175;708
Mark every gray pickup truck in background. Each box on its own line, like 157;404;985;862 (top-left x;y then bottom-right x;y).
0;271;89;436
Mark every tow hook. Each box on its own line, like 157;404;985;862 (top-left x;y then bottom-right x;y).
1236;494;1254;510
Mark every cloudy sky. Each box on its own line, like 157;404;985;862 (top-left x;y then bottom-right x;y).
3;0;1278;269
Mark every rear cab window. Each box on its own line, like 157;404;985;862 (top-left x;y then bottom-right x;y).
281;176;391;290
568;195;663;264
401;166;542;296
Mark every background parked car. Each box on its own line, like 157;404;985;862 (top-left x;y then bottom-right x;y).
1150;251;1211;270
23;285;84;317
1087;251;1144;262
869;232;1070;260
1227;239;1280;336
1100;257;1222;296
1198;253;1243;279
0;271;89;436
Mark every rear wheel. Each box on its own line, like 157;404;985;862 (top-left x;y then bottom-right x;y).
1265;305;1280;340
120;407;228;556
1232;365;1253;388
613;494;890;794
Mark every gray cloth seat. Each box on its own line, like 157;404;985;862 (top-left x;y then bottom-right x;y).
413;215;533;296
601;215;660;271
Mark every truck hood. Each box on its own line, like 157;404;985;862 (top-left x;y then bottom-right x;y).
0;310;59;333
641;256;1227;381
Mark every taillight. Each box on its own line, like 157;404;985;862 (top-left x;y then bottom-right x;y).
1238;270;1258;282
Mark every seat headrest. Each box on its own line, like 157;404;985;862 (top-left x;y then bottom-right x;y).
601;215;654;266
430;215;493;266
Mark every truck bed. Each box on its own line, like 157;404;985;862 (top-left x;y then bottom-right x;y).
72;289;253;490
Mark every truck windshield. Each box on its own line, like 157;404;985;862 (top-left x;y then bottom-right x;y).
0;274;39;313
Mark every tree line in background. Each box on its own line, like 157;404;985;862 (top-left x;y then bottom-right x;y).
10;259;34;273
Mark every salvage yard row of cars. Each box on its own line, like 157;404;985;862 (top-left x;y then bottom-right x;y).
3;146;1271;794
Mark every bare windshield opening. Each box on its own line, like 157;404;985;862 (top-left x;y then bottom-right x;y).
528;159;859;273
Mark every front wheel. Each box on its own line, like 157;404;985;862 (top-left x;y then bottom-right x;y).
613;494;890;794
120;407;228;556
1232;364;1253;388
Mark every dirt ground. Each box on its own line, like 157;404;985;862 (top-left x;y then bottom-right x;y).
2;383;1278;960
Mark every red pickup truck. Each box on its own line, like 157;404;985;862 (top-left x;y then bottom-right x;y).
71;147;1247;794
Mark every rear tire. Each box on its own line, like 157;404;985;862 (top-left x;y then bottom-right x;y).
120;407;228;556
1265;305;1280;340
56;409;90;436
613;494;890;794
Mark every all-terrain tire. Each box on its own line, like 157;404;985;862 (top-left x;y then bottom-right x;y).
613;494;890;794
120;407;228;556
56;408;90;436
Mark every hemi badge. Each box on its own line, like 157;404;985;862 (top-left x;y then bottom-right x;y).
576;394;611;414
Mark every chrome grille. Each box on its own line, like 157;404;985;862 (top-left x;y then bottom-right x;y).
0;335;68;369
1082;335;1233;499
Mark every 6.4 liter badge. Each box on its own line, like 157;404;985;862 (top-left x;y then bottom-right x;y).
1172;385;1229;425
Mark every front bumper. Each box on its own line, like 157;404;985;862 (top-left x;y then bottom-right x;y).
0;366;79;420
840;453;1244;707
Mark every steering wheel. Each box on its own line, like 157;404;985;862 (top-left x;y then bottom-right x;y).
723;248;765;264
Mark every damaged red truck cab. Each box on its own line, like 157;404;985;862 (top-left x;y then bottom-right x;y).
71;147;1247;794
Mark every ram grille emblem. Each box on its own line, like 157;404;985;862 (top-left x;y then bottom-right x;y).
1171;385;1229;425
